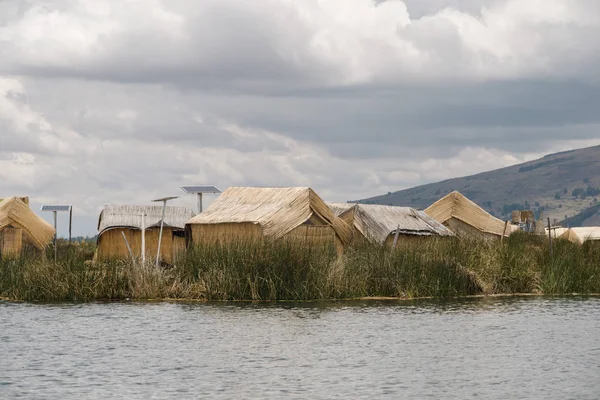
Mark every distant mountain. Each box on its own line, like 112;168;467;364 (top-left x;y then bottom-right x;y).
356;145;600;226
562;203;600;227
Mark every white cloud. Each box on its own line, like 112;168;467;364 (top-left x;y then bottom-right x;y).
1;0;599;88
0;0;599;235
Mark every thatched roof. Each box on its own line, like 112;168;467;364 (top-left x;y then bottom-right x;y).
558;227;600;244
425;191;509;237
327;202;355;217
187;187;352;244
98;205;195;235
546;227;568;238
328;202;454;245
0;197;29;206
0;197;55;250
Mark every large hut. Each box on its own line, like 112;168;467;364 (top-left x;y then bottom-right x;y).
0;197;55;258
558;227;600;244
425;191;511;240
96;205;195;264
186;187;352;253
328;203;454;246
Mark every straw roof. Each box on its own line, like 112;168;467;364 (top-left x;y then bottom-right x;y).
0;197;55;249
0;197;29;206
98;205;195;235
546;227;568;239
187;187;352;244
328;202;454;245
328;202;355;217
558;227;600;244
425;191;509;237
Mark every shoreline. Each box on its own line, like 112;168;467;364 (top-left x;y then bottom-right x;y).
2;293;599;304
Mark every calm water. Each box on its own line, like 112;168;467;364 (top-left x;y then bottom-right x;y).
1;297;599;399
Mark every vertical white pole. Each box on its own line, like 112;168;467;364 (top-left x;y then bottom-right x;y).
156;200;167;267
141;213;146;264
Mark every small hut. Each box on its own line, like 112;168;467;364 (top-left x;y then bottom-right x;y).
96;205;195;264
186;187;352;253
558;227;600;244
0;197;55;258
546;226;568;239
328;203;454;246
425;191;511;240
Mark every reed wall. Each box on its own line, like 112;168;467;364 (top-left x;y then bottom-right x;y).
0;227;23;258
96;227;185;264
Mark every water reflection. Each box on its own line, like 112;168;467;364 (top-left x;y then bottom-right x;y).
1;297;599;400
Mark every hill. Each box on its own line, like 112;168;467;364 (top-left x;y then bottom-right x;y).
356;145;600;226
561;203;600;227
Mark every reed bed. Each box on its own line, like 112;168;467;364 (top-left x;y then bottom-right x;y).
0;232;599;302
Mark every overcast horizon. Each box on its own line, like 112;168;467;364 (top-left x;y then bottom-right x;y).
2;0;600;236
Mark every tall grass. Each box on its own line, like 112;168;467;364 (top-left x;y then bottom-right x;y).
0;244;204;302
0;232;599;302
177;239;483;300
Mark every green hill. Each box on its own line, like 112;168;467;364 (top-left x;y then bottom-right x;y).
356;145;600;226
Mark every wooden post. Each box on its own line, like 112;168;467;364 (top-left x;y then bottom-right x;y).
53;211;58;263
68;207;73;245
197;193;203;214
121;231;135;263
547;217;553;260
392;225;400;249
141;213;146;264
156;200;167;267
501;220;509;243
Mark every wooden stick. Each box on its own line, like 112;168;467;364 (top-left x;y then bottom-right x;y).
121;231;135;264
141;213;146;264
68;207;73;245
392;225;400;249
53;211;58;264
501;220;509;243
156;200;167;267
547;217;553;260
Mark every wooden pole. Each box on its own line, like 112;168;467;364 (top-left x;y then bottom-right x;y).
197;193;203;214
68;207;73;245
53;211;58;263
121;231;135;263
156;200;167;267
141;213;146;264
547;217;553;260
501;220;509;243
392;225;400;249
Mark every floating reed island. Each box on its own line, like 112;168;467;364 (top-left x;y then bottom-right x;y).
0;188;599;302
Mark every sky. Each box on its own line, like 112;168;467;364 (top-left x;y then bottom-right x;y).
1;0;600;237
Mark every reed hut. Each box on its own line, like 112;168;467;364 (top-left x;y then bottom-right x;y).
558;227;600;244
0;197;55;258
328;203;454;246
186;187;352;253
546;227;568;239
425;191;511;240
96;205;195;264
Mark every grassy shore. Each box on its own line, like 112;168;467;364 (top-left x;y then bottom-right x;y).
0;232;599;302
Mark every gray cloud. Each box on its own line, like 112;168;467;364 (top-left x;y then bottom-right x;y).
1;0;599;236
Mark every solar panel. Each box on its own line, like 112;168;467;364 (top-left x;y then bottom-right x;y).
181;186;221;194
151;196;179;202
41;205;72;212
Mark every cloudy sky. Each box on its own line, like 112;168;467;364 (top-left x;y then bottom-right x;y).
1;0;600;236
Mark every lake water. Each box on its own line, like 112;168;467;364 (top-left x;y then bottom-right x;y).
1;297;599;399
